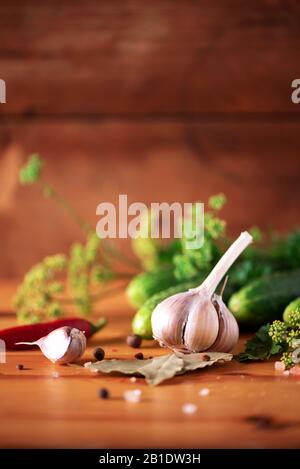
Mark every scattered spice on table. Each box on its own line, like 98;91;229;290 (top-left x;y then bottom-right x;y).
134;352;144;360
123;389;142;403
200;354;210;361
93;347;105;361
274;361;285;371
199;388;210;397
99;388;109;399
182;404;198;415
126;334;142;348
290;366;300;375
16;364;24;370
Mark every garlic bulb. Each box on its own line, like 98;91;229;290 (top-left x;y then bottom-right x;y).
16;326;87;364
152;231;253;353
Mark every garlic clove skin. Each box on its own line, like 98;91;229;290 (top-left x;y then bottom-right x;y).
152;293;238;354
53;327;87;364
37;327;72;363
208;294;239;353
152;292;191;351
152;289;220;353
183;291;220;352
16;326;87;364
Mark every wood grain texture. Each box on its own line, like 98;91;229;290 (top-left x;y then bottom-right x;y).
0;281;300;449
0;0;300;278
0;0;300;115
1;121;300;278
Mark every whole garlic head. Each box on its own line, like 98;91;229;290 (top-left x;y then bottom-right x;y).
152;232;252;353
16;326;87;364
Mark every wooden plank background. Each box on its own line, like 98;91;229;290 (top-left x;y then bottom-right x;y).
0;0;300;279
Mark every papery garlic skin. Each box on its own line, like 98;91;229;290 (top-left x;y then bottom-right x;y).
152;291;192;351
209;295;239;353
152;290;222;353
152;290;220;353
16;326;87;364
38;327;72;362
184;290;220;352
46;327;87;364
152;232;252;354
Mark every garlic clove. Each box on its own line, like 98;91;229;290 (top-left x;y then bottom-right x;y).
16;326;87;364
208;295;239;353
55;327;87;364
183;293;219;352
37;326;72;362
152;292;191;351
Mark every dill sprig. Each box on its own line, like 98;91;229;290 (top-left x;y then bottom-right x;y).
237;310;300;369
16;155;136;323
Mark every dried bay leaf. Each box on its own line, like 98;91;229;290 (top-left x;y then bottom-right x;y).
139;354;184;385
85;358;153;375
177;352;233;371
85;352;232;385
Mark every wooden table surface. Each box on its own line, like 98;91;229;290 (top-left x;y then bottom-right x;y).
0;281;300;449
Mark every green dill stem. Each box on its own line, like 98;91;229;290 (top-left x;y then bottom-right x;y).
90;282;129;302
54;281;129;305
39;180;140;269
41;180;92;234
102;240;141;269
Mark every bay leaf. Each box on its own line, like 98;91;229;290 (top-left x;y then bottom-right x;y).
139;354;184;385
176;352;233;371
84;352;232;385
85;358;153;375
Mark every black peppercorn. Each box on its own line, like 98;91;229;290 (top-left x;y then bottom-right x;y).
99;388;109;399
93;347;105;361
134;352;144;360
126;334;142;348
16;364;24;370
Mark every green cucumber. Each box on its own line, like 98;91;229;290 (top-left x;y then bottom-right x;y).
283;297;300;324
228;269;300;327
126;267;177;309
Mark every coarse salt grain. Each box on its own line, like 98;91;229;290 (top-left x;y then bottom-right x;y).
199;388;210;397
130;377;137;383
274;361;285;371
123;389;142;403
289;366;300;376
182;403;198;415
51;371;60;379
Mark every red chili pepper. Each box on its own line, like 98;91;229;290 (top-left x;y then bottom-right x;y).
0;317;107;350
